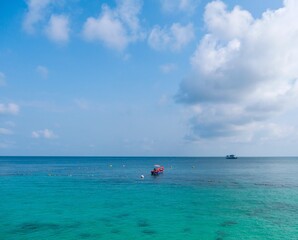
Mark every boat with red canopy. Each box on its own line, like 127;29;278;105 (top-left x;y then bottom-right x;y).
151;165;164;176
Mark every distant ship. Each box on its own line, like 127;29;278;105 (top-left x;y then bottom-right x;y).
226;155;237;159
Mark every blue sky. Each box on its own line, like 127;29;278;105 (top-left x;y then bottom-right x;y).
2;0;298;156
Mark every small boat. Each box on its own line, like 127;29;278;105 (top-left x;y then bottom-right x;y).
151;165;164;176
226;155;237;159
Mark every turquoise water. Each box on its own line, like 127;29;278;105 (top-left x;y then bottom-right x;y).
1;157;298;239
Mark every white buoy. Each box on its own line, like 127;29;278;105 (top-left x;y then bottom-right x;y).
109;164;113;167
141;175;144;179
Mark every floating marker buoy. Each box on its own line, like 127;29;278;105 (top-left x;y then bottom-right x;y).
109;165;113;167
141;175;144;179
123;165;126;167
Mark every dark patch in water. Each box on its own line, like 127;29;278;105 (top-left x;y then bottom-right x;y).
186;215;195;219
79;233;92;238
100;217;114;227
142;229;157;235
104;222;113;227
100;217;111;222
116;213;130;218
183;227;191;233
16;222;61;233
111;228;121;234
216;230;227;240
65;222;81;229
103;201;127;209
79;233;102;239
247;201;298;220
137;219;150;227
220;221;237;227
15;221;81;234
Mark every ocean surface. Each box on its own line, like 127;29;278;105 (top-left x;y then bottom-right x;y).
0;157;298;240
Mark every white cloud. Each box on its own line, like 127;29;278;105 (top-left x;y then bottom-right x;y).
45;15;70;43
203;0;253;41
148;23;194;51
160;63;176;74
74;98;90;110
0;103;20;115
0;72;6;86
257;123;296;142
82;0;144;51
36;65;49;79
176;0;298;140
23;0;52;34
161;0;200;14
158;94;170;106
0;128;13;135
32;129;57;139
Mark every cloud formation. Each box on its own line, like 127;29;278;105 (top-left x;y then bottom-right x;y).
161;0;200;14
0;103;20;115
148;23;194;51
32;129;57;139
74;98;90;110
36;65;49;79
176;0;298;140
0;72;6;86
23;0;52;34
0;128;13;135
45;15;70;43
82;0;144;51
160;63;176;74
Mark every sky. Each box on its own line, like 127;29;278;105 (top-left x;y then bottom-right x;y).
2;0;298;156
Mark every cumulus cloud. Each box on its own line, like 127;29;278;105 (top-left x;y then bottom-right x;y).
0;128;13;135
148;23;194;51
32;129;57;139
74;98;90;110
82;0;144;51
0;103;20;115
45;14;70;43
0;72;6;86
161;0;200;14
23;0;52;34
36;65;49;79
160;63;176;74
176;0;298;140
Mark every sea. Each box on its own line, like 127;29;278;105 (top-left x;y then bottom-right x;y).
0;157;298;240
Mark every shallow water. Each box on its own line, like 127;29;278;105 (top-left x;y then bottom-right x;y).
1;157;298;239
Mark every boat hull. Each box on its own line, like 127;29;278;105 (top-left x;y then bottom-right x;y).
151;171;163;176
151;166;164;175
